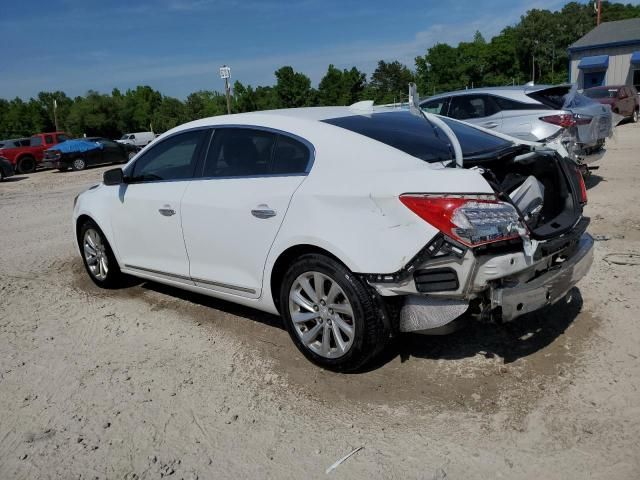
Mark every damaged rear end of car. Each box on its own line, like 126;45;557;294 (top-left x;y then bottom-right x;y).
361;92;594;334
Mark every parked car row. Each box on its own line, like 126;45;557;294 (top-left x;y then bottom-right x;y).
43;138;139;171
0;131;153;176
0;132;71;173
73;90;594;371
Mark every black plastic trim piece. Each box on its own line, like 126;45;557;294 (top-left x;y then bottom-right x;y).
365;234;467;284
414;267;459;292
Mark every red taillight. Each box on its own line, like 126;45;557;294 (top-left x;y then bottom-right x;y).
576;168;588;204
399;195;523;247
539;114;576;128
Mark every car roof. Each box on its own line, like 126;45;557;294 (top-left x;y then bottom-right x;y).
421;84;570;104
164;106;404;133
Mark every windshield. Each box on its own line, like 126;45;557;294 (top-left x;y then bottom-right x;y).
322;111;512;163
120;134;130;140
584;88;618;99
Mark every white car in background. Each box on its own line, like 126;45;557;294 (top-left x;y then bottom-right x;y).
73;105;594;371
116;131;156;148
421;84;613;158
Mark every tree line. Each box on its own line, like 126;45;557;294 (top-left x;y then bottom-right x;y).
1;1;638;139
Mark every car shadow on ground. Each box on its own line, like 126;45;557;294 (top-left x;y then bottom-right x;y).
1;176;28;182
139;278;583;372
584;174;605;189
140;281;285;330
366;288;584;372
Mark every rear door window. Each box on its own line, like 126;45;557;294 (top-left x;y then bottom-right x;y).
271;135;311;174
492;96;547;111
448;95;496;120
45;135;54;144
203;128;277;178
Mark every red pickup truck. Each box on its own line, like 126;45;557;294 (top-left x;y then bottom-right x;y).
0;132;71;173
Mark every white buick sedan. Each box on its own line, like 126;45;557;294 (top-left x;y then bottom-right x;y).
73;105;594;370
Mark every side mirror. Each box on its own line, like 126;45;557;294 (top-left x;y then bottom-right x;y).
103;168;124;186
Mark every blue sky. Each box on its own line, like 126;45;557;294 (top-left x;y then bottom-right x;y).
1;0;580;99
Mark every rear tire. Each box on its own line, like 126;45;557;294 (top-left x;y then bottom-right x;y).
279;253;390;372
79;219;124;288
71;158;86;171
17;156;36;174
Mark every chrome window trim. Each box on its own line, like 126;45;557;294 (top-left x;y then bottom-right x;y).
122;124;316;184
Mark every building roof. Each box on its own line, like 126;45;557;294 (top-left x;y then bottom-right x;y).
570;18;640;51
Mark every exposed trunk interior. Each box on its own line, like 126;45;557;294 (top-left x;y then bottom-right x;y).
464;149;583;240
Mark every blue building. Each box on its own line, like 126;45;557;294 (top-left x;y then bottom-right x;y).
569;18;640;90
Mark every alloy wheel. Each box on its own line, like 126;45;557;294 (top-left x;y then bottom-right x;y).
83;228;109;281
288;271;355;359
73;158;86;171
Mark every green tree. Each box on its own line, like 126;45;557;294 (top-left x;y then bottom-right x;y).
317;65;366;105
367;60;414;104
274;66;312;108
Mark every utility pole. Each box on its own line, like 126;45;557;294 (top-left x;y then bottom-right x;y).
53;99;60;131
532;54;535;84
220;65;232;115
596;0;602;25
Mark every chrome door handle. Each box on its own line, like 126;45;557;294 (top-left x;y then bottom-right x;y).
251;205;277;219
482;121;499;128
158;207;176;217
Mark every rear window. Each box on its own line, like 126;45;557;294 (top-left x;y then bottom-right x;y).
322;111;511;162
526;86;572;109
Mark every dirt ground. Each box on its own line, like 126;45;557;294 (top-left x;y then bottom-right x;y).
1;124;639;480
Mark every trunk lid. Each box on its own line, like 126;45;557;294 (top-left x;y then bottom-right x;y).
464;148;585;241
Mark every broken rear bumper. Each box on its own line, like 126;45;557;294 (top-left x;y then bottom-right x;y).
489;233;594;322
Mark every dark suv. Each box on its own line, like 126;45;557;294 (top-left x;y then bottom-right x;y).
584;85;639;123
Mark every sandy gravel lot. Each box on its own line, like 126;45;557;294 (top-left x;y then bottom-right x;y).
1;123;639;479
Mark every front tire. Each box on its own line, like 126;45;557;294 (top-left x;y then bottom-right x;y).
79;220;123;288
632;109;638;123
279;254;389;371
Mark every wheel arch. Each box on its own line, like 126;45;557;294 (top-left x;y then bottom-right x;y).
16;153;36;167
75;214;95;251
269;244;350;314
